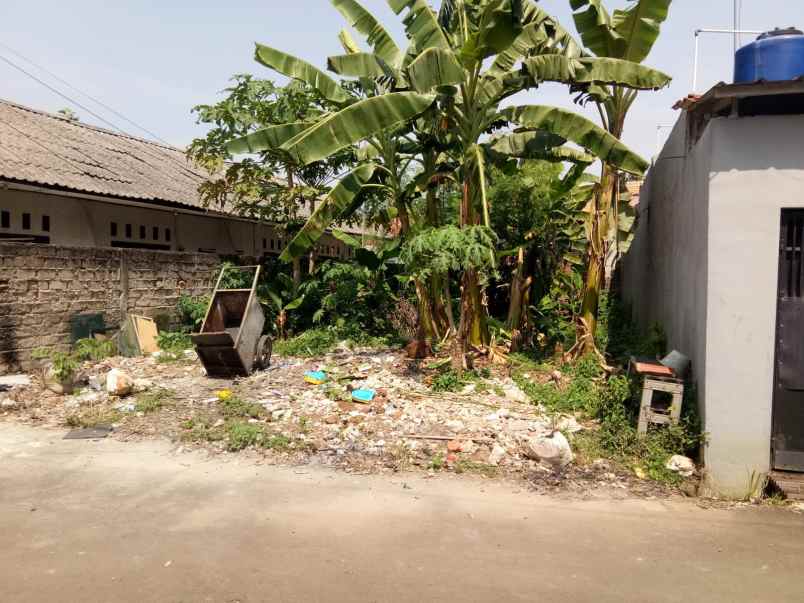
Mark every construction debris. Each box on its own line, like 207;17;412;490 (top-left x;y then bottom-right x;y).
666;455;696;477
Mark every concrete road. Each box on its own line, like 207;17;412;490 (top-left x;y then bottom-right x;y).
1;424;803;603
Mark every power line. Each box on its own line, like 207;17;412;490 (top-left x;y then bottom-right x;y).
0;41;174;147
0;47;207;179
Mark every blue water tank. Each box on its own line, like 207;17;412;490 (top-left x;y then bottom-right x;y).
734;28;804;84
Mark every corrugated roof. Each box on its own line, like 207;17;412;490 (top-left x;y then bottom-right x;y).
0;98;211;210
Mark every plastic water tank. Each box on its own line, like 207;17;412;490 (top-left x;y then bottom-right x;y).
734;28;804;84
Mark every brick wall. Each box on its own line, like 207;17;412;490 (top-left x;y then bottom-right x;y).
0;243;219;372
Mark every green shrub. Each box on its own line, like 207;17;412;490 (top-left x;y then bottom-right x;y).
134;388;174;414
431;369;463;392
226;421;264;451
219;395;264;419
73;338;117;362
177;295;209;330
31;347;79;382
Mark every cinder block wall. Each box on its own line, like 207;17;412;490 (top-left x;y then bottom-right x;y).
0;242;218;372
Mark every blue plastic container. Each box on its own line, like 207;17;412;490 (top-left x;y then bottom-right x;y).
734;28;804;84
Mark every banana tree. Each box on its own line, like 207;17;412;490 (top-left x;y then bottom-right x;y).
386;0;668;367
567;0;672;356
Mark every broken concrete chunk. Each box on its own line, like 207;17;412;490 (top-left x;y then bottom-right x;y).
106;369;133;396
132;378;153;393
666;455;696;477
555;415;583;433
522;431;573;468
488;444;507;466
502;383;528;404
0;374;31;388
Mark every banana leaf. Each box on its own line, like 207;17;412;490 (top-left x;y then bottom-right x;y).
226;121;312;155
280;92;435;165
502;105;648;174
570;0;623;58
328;52;389;78
489;130;595;164
279;164;377;261
338;28;362;54
255;44;350;104
388;0;451;52
523;55;670;90
406;47;464;92
331;0;403;66
612;0;672;63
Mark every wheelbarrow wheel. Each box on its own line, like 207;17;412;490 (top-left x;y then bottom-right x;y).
255;335;272;370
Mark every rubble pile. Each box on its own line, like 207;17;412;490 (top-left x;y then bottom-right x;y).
0;346;676;496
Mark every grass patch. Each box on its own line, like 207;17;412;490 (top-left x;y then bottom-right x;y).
513;354;602;415
180;415;224;443
65;406;122;428
134;388;174;414
273;326;396;357
430;367;492;393
225;421;293;452
454;460;498;478
218;394;265;419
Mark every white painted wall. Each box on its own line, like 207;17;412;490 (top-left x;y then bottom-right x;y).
0;187;353;260
621;112;804;497
704;115;804;496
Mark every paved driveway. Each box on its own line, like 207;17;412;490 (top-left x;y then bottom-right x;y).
1;423;802;602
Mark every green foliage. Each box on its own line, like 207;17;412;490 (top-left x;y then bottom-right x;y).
225;421;293;452
65;407;122;428
431;369;463;392
32;347;80;382
400;225;499;282
157;332;192;353
219;396;265;420
274;325;395;357
73;338;117;362
177;295;209;331
515;354;603;415
134;388;174;414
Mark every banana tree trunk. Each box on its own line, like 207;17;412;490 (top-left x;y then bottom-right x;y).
454;177;489;368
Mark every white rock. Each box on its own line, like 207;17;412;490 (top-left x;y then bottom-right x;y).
556;415;583;433
213;418;225;428
522;431;574;468
1;397;17;409
488;444;507;466
496;408;511;419
445;420;465;432
665;455;696;477
502;383;529;404
461;383;477;394
106;369;133;396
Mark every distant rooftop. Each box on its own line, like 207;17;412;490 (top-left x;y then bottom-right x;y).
0;98;219;212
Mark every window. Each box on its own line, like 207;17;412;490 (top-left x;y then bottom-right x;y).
165;228;171;242
1;211;9;228
41;215;50;232
262;238;267;249
152;226;159;241
125;224;132;238
111;222;118;237
270;239;275;250
22;213;31;230
139;225;146;240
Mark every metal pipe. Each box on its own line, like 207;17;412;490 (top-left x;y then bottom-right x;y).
692;28;764;93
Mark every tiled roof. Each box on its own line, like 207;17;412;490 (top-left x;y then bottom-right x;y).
0;98;211;210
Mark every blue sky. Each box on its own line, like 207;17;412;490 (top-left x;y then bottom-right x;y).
2;1;802;159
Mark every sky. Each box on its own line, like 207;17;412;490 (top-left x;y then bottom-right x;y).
2;1;802;160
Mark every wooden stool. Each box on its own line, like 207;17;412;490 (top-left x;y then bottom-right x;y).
637;377;684;436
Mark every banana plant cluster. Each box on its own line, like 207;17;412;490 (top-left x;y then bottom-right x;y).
224;0;670;366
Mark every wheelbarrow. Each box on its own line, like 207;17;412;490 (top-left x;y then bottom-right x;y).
191;265;272;378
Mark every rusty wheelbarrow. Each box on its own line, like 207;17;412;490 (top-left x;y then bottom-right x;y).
191;265;272;378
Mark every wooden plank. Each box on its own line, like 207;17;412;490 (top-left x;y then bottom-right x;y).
131;315;159;354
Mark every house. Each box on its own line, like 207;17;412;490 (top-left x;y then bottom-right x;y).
0;99;358;371
0;99;354;259
619;79;804;497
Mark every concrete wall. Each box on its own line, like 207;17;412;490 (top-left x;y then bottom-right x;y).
0;242;219;373
620;113;711;423
621;112;804;497
703;115;804;496
0;186;354;260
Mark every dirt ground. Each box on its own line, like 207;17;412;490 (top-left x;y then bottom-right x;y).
2;346;683;499
2;422;804;603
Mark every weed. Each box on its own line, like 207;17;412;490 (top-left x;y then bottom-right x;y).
65;406;122;428
180;415;224;443
226;421;264;451
73;338;117;362
431;369;463;392
219;395;264;419
274;328;339;357
157;331;192;353
264;434;292;450
454;460;498;477
32;347;80;382
134;388;174;414
429;453;445;470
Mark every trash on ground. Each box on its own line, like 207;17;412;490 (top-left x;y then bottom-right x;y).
304;370;327;385
64;425;114;440
351;388;375;403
